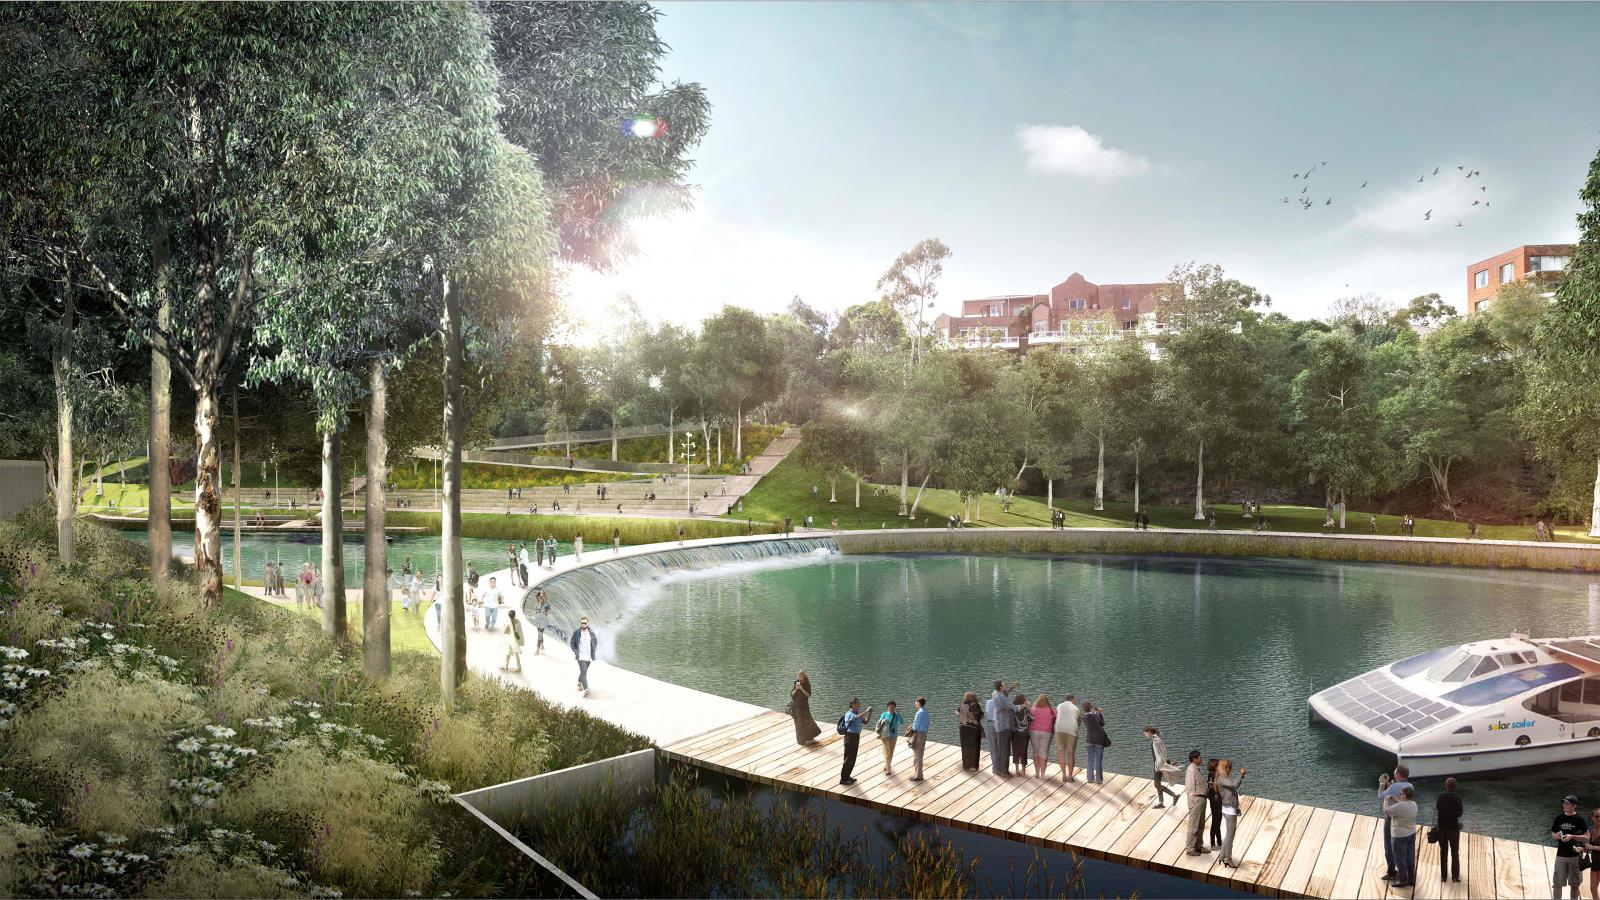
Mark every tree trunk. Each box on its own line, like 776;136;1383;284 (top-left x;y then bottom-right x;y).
899;450;909;516
610;410;619;462
1047;478;1054;511
1094;432;1106;511
667;407;674;464
51;289;75;565
364;359;390;677
117;455;127;489
439;274;467;705
974;490;981;523
232;392;241;591
854;474;861;509
908;471;931;518
735;403;743;457
193;381;224;608
1192;437;1206;520
716;426;722;466
828;475;837;503
1133;444;1141;514
148;245;172;580
1589;454;1600;538
1338;490;1347;530
320;428;346;641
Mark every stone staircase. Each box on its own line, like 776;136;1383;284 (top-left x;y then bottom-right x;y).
697;426;802;516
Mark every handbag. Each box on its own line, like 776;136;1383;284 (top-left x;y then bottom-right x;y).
1426;827;1439;845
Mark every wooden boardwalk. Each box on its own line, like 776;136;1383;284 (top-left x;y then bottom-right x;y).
664;711;1557;899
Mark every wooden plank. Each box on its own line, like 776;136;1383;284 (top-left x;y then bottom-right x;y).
1113;795;1187;868
1414;830;1442;900
971;771;1079;839
1493;837;1526;900
1466;832;1495;900
1331;815;1379;900
1149;798;1213;874
707;725;813;775
1078;786;1161;859
1013;778;1097;842
967;775;1049;837
1516;839;1547;900
1207;795;1264;888
665;712;780;757
1276;807;1336;897
1055;776;1143;858
1252;802;1312;892
1023;778;1104;847
1305;811;1358;899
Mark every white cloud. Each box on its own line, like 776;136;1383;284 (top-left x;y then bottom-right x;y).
1016;124;1152;180
1344;171;1491;235
560;207;885;334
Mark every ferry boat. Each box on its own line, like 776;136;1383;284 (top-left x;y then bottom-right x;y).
1308;633;1600;777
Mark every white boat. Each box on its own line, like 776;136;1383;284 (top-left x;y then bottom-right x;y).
1308;633;1600;777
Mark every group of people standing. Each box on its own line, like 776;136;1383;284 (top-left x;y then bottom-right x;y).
509;538;562;586
1142;727;1246;868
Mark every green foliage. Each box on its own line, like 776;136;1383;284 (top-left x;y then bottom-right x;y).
383;510;777;543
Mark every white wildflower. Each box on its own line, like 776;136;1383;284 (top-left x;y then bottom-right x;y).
176;737;202;753
68;843;95;859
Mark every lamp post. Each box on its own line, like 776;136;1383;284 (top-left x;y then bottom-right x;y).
682;432;698;514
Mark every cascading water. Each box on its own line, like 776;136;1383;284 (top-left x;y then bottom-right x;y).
534;538;838;655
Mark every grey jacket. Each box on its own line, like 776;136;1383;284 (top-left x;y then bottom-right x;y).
1217;770;1244;808
986;693;1016;732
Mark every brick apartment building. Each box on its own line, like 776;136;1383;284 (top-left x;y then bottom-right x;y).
1465;244;1574;316
933;272;1172;352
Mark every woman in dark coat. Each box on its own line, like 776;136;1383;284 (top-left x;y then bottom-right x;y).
789;671;821;745
957;691;985;770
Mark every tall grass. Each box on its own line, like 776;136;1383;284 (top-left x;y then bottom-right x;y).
835;527;1600;573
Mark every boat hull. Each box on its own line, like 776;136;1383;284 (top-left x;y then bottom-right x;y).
1400;736;1600;777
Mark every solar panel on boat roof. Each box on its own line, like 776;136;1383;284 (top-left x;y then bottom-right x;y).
1552;640;1600;664
1326;670;1463;737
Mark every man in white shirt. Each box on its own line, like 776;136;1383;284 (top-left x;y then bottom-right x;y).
479;577;502;630
517;542;531;587
570;616;597;693
1054;694;1082;783
1184;750;1210;856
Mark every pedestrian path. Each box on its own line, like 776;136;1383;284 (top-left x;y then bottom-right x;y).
664;710;1554;900
697;425;802;516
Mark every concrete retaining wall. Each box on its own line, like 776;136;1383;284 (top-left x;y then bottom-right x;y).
833;527;1600;573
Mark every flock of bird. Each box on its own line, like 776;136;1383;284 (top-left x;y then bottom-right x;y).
1281;162;1491;227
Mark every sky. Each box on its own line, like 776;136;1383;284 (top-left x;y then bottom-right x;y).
563;1;1600;330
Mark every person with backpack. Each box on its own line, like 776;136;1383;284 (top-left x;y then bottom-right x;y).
875;700;904;775
500;609;525;673
837;698;872;786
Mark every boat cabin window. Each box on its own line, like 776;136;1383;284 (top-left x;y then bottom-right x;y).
1560;677;1600;706
1471;656;1500;678
1452;725;1473;734
1494;652;1528;667
1427;650;1472;683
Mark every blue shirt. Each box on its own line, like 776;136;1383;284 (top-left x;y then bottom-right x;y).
912;707;931;733
843;708;865;734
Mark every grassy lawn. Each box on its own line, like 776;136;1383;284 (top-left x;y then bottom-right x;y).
737;458;1600;544
264;592;439;655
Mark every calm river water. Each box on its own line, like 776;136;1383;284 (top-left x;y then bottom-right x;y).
613;553;1600;843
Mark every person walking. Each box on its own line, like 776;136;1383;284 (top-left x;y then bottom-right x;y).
465;562;480;605
1385;784;1419;889
956;691;984;771
788;671;821;745
985;681;1019;776
677;523;685;545
534;595;552;655
1028;695;1054;777
480;577;501;631
1010;692;1032;773
1380;766;1414;882
908;697;930;781
517;542;530;587
1143;727;1181;808
535;538;545;568
311;566;324;609
1553;794;1588;899
1184;750;1210;856
500;609;525;673
545;536;557;567
505;544;519;586
1436;776;1463;884
569;617;597;694
1055;693;1081;783
573;533;584;562
1081;702;1108;784
875;701;904;775
839;698;871;785
1207;758;1224;850
612;527;621;554
1217;758;1246;868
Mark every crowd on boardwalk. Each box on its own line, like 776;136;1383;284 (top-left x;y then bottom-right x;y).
789;673;1600;896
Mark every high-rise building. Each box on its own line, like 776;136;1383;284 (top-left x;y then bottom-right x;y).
1465;244;1574;316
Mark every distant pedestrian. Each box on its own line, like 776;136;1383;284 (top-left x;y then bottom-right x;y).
1028;695;1054;777
1207;512;1217;530
1370;514;1379;533
573;533;584;561
1435;776;1462;884
839;698;870;785
570;617;597;694
1385;784;1419;889
1184;750;1209;856
908;697;930;781
506;544;518;584
1467;521;1479;540
784;516;792;536
1144;727;1180;808
788;671;821;745
535;539;545;567
534;593;552;654
481;577;501;630
311;567;324;609
1081;702;1107;784
517;542;530;586
1217;759;1245;868
500;610;524;673
545;536;557;566
1055;693;1081;782
810;484;818;500
875;701;903;775
1010;692;1031;772
1552;794;1587;899
677;524;685;545
613;527;621;553
465;562;479;604
956;691;984;771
